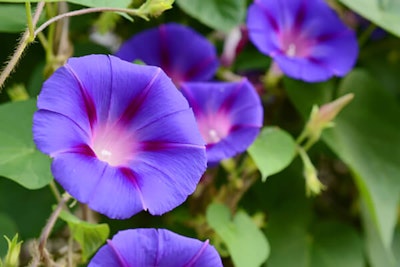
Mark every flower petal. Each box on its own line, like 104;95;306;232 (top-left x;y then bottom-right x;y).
106;61;191;132
33;110;90;156
247;0;358;81
52;152;144;219
129;146;206;215
115;23;219;84
180;79;263;163
51;151;106;204
35;55;207;218
88;229;223;267
274;55;334;82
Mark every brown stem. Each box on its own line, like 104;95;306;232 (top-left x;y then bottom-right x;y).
30;194;70;267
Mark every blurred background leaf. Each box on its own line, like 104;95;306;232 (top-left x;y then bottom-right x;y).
176;0;246;32
339;0;400;37
0;99;52;189
285;69;400;264
248;126;297;181
207;203;270;267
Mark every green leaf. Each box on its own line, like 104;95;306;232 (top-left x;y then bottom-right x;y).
361;201;397;267
59;211;109;263
176;0;246;32
0;100;52;189
248;127;297;181
0;0;59;2
0;4;30;33
0;0;130;6
206;203;269;267
310;222;364;267
0;178;55;240
338;0;400;37
264;164;312;267
285;69;400;253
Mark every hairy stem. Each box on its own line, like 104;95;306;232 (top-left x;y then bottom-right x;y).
0;1;45;90
30;193;70;267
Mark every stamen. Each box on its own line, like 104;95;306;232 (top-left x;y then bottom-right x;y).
286;43;297;57
208;129;220;143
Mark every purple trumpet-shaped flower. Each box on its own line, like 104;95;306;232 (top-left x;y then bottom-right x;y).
115;23;219;86
247;0;358;82
88;228;223;267
181;79;263;164
33;55;207;219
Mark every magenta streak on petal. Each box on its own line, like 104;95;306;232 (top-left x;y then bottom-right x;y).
218;79;246;113
307;56;334;73
293;0;307;32
117;68;161;125
140;141;204;152
315;30;352;44
254;0;279;33
106;239;130;267
179;85;203;116
64;64;97;131
50;143;96;158
183;55;217;82
120;167;147;211
184;239;210;267
230;124;262;132
159;24;170;73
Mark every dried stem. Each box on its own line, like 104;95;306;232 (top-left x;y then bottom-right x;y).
30;193;70;267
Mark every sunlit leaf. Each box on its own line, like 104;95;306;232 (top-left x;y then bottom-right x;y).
176;0;246;32
0;4;30;32
338;0;400;37
206;203;269;267
0;100;52;189
59;210;109;263
285;69;400;256
248;127;297;181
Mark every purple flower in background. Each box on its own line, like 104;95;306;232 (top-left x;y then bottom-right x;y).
115;23;219;86
181;79;263;164
33;55;207;219
247;0;358;82
89;228;223;267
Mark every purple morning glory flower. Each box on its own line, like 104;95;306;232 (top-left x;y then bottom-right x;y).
88;228;223;267
33;54;207;219
247;0;358;82
181;79;263;163
115;23;219;86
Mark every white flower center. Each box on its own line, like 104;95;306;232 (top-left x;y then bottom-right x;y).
286;43;297;57
92;125;137;166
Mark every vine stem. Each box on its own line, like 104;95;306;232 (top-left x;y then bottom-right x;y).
0;4;149;91
25;2;35;42
34;7;148;36
0;1;45;90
